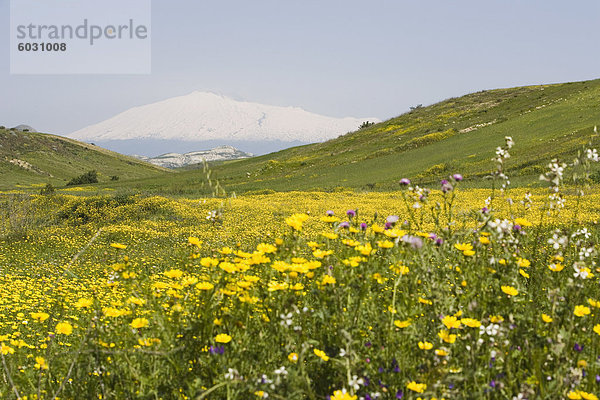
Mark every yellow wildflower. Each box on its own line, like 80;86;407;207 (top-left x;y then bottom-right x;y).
130;318;149;329
314;348;329;361
30;312;50;322
406;381;426;393
418;341;433;350
501;285;518;296
55;322;73;335
574;305;591;317
215;334;232;343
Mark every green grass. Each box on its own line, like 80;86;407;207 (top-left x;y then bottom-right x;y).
0;129;168;190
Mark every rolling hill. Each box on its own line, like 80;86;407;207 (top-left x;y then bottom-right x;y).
0;128;167;190
192;78;600;192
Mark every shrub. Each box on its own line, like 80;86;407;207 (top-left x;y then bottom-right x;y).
66;170;98;186
40;183;55;195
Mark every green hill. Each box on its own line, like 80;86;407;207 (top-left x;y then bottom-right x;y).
199;79;600;192
0;128;167;190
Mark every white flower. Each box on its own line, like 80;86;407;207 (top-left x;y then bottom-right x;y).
573;262;589;279
480;323;499;336
572;228;591;240
274;366;287;376
548;233;567;250
225;368;239;380
349;375;364;390
505;136;514;149
279;312;293;326
339;348;347;357
586;148;599;162
578;247;594;260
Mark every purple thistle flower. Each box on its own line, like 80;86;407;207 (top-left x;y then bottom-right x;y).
453;173;463;181
384;222;393;229
482;207;489;214
326;210;334;216
339;221;350;229
435;238;444;245
399;178;410;186
441;179;453;193
513;224;522;231
360;222;368;230
346;209;356;218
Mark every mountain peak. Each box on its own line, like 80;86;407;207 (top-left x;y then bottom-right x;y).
69;93;380;144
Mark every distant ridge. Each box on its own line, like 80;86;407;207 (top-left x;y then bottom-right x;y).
132;145;253;168
11;124;37;132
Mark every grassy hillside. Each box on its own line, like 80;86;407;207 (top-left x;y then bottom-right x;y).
0;128;168;190
201;79;600;192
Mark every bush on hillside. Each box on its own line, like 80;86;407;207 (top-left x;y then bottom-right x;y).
40;183;55;195
66;170;98;186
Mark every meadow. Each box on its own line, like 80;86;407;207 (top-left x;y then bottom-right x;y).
1;139;600;399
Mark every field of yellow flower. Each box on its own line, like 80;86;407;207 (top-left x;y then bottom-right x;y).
1;169;600;399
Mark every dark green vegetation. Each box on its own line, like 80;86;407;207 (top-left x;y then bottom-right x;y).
0;129;167;190
66;170;99;186
3;79;600;194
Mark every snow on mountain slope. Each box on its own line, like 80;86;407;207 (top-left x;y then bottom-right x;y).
132;145;253;168
70;92;380;143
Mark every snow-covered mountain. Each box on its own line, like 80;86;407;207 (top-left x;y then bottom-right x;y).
133;145;252;169
69;91;380;143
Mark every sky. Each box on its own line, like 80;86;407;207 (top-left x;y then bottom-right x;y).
1;0;600;137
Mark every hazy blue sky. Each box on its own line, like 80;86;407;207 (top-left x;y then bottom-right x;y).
2;0;599;136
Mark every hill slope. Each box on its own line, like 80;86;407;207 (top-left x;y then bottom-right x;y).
191;79;599;192
0;128;167;190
